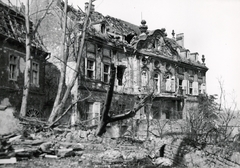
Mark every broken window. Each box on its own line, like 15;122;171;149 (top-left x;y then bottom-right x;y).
31;61;39;85
153;73;160;93
103;64;110;83
9;55;18;80
86;59;95;79
117;65;126;86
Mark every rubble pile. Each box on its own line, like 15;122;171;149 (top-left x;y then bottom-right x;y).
0;131;84;165
0;128;178;167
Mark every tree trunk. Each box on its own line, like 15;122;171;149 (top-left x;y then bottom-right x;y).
20;0;30;116
96;64;154;136
96;64;116;136
48;0;93;123
48;0;68;123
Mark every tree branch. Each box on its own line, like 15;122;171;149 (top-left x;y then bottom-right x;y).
32;0;54;35
95;64;154;136
109;92;154;123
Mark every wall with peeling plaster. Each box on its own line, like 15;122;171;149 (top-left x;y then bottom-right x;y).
0;36;47;116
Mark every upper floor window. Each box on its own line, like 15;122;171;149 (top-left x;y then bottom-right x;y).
9;55;18;80
103;64;110;83
178;79;183;94
165;75;175;92
117;65;126;86
153;73;160;93
31;61;39;85
141;70;148;87
86;59;95;79
189;81;193;95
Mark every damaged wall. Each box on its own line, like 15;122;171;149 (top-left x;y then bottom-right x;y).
0;36;47;117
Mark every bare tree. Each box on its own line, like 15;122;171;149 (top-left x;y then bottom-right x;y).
48;0;93;123
48;0;68;122
20;0;53;116
20;0;31;116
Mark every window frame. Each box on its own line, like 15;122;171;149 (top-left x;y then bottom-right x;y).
189;81;193;95
86;59;95;79
117;65;126;86
9;54;18;81
141;70;149;88
31;61;39;86
102;63;110;83
153;73;160;93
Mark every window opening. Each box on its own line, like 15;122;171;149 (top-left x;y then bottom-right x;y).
117;65;126;86
189;81;193;95
87;60;95;79
31;62;39;85
9;55;18;80
153;73;160;93
103;64;110;83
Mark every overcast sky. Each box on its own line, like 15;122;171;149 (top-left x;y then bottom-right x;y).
3;0;240;110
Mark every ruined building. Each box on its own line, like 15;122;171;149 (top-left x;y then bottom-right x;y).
30;1;208;125
0;1;49;117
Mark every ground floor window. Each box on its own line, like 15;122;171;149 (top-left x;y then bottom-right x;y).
86;102;101;125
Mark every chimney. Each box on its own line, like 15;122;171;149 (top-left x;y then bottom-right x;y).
176;33;184;48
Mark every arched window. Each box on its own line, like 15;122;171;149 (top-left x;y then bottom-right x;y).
153;73;160;93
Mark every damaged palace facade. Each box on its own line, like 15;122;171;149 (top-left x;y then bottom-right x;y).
31;1;208;125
